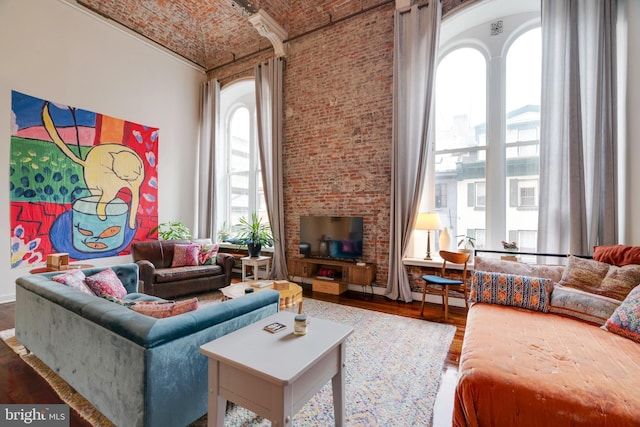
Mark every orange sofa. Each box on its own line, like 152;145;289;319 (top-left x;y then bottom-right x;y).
454;253;640;427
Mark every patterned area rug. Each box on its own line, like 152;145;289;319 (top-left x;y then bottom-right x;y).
1;298;456;426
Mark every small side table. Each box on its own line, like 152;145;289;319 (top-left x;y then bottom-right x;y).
241;256;271;281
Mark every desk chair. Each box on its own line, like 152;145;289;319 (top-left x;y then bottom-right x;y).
420;250;470;321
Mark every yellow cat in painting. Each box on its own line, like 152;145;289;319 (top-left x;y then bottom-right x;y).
42;102;143;229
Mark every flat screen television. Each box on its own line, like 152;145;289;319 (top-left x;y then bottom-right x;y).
299;216;364;260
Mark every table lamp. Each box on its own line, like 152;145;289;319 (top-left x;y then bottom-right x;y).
416;212;442;260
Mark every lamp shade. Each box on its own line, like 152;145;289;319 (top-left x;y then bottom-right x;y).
415;212;442;231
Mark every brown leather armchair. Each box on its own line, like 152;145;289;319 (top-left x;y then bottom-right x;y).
130;238;234;299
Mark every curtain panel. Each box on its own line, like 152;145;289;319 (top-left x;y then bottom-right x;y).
538;0;618;255
195;79;220;239
385;3;441;302
255;58;288;279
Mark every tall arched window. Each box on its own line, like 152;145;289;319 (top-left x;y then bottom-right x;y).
218;80;268;237
416;0;541;257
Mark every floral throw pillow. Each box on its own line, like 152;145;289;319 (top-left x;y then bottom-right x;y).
550;284;621;325
52;270;94;295
603;284;640;344
171;243;200;267
84;268;127;298
130;297;199;318
199;243;220;265
470;271;553;313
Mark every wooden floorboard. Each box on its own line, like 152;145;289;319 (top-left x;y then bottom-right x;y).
0;287;465;426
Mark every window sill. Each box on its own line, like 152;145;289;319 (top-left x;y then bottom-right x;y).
402;257;466;270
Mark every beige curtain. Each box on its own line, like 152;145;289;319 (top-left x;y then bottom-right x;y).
255;58;287;279
194;79;220;240
538;0;618;255
386;3;441;302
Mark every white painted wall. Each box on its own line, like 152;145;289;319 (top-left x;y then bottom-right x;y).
0;0;206;302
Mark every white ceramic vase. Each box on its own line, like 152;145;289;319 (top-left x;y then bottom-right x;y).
439;226;451;252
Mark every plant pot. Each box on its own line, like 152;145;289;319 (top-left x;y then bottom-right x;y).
458;248;474;261
247;241;262;257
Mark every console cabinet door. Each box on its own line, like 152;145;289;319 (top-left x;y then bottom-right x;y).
347;264;375;286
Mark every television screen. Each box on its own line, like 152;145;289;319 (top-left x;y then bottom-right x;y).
299;216;364;260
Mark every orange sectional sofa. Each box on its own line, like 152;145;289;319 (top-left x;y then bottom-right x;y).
454;249;640;427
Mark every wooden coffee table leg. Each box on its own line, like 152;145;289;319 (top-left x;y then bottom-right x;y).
298;299;303;314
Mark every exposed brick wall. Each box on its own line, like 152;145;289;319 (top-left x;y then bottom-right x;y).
210;0;479;288
283;3;394;285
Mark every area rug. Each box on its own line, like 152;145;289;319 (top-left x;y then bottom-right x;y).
1;298;456;426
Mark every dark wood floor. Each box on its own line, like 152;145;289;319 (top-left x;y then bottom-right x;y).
0;287;466;426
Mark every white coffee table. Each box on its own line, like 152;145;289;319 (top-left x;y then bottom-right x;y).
199;311;353;427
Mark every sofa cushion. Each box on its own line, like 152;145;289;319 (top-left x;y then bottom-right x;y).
199;243;219;265
474;256;566;282
154;265;223;283
593;245;640;266
559;255;640;301
603;284;640;344
550;284;621;325
171;243;200;267
130;297;199;318
52;270;94;295
470;271;553;312
85;268;127;298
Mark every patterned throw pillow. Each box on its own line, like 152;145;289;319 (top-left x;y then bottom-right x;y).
52;270;94;295
84;268;127;298
470;271;553;313
603;284;640;344
559;255;640;301
600;264;640;301
199;243;219;265
171;243;200;267
550;284;621;325
558;256;610;295
130;297;199;318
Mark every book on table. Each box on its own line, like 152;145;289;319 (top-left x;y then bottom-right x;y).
263;322;287;333
252;281;272;288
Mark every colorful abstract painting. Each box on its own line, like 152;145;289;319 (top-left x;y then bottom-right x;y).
10;90;158;268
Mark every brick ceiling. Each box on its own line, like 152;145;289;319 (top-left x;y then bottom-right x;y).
75;0;468;72
76;0;400;72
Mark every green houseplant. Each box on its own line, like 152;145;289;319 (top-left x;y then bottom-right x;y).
456;235;476;260
236;213;274;257
456;235;476;250
149;221;192;240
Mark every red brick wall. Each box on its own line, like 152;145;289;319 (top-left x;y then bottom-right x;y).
210;0;478;287
282;4;394;285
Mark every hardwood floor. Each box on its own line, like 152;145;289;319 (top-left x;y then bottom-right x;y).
0;287;466;426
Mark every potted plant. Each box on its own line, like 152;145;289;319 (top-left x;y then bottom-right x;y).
236;213;274;257
148;221;191;240
456;235;476;259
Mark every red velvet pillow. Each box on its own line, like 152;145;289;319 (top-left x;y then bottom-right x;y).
593;245;640;266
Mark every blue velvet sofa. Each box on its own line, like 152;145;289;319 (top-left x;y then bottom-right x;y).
15;263;280;427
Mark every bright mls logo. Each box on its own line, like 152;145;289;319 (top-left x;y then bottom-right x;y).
1;405;69;426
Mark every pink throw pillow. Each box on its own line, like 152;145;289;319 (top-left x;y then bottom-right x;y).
84;268;127;298
53;270;94;295
171;243;200;267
